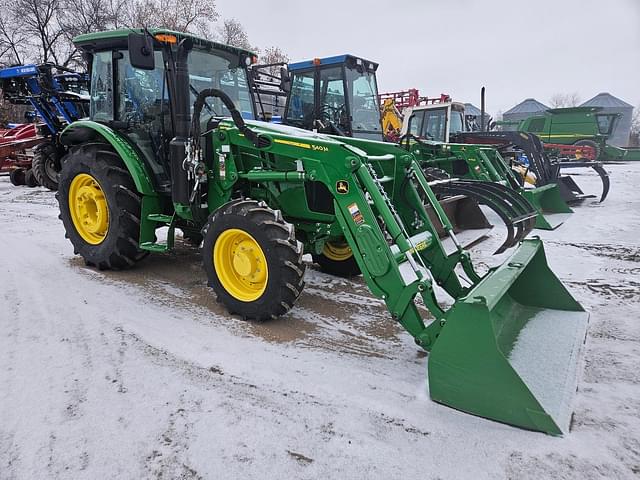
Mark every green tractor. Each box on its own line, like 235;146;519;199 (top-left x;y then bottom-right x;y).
516;106;640;162
57;29;588;435
397;99;573;230
252;55;537;253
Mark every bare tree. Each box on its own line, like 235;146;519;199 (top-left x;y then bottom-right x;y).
122;0;217;35
0;6;30;65
217;18;255;50
13;0;67;64
260;45;288;70
549;92;582;108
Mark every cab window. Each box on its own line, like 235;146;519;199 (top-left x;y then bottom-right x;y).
421;109;447;141
286;71;315;127
90;51;114;121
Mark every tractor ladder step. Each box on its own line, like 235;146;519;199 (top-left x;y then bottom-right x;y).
139;213;176;252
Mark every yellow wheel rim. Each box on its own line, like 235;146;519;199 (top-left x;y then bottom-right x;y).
323;241;353;261
213;229;268;302
68;173;109;245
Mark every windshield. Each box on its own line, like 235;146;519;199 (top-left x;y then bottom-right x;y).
188;49;253;120
596;114;616;135
420;108;447;142
345;66;381;138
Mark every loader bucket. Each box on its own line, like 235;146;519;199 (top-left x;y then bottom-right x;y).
428;239;588;435
522;184;573;230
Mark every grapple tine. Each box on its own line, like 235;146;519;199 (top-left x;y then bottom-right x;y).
433;179;538;255
591;163;610;202
493;221;516;255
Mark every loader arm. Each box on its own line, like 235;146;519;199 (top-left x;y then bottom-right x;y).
210;120;588;435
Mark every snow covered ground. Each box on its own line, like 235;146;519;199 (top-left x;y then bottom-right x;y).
0;163;639;479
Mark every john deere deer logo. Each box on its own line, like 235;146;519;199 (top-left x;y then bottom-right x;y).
336;181;349;194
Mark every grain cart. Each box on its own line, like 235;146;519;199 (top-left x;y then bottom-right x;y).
57;29;588;435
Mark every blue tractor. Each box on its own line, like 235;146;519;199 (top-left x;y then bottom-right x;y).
0;63;89;189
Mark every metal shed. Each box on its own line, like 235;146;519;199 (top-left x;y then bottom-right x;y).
580;92;634;147
502;98;550;124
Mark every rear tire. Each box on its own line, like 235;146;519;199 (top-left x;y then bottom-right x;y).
24;169;39;187
57;143;147;270
9;168;26;186
202;199;305;321
312;240;361;277
32;142;60;191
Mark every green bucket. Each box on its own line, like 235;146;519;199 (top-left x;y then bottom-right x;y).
522;184;573;230
428;239;588;435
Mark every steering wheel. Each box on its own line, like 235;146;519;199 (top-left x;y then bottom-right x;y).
319;104;347;125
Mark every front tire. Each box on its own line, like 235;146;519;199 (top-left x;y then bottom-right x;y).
9;168;26;186
32;142;61;191
203;199;305;320
57;143;146;270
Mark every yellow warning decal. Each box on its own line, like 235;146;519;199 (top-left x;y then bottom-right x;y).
274;139;312;149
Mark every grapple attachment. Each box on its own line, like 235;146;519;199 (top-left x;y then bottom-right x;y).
522;184;573;230
426;195;493;250
558;161;610;203
428;239;588;435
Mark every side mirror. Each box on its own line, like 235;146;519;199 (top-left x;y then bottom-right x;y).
128;33;155;70
279;66;291;93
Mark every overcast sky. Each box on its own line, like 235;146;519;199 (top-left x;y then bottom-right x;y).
217;0;639;115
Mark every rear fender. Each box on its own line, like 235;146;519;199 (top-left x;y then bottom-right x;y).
60;120;156;196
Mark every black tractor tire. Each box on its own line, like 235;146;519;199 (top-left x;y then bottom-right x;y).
24;169;39;187
574;139;601;160
9;168;26;186
57;142;147;270
32;142;61;191
202;199;305;321
312;240;361;277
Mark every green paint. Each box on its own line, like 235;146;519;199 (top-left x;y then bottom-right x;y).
60;121;157;195
61;29;588;435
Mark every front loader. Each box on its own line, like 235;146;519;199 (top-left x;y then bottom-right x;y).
397;97;573;230
56;29;588;435
0;63;89;190
250;56;521;254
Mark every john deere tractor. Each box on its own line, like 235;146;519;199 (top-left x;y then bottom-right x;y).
250;55;536;254
57;29;588;435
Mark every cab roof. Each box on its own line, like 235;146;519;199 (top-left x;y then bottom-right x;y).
288;54;378;72
546;107;602;115
73;28;255;57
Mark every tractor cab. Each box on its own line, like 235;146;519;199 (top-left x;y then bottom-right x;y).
70;29;257;192
594;112;619;136
401;99;467;143
283;55;383;140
